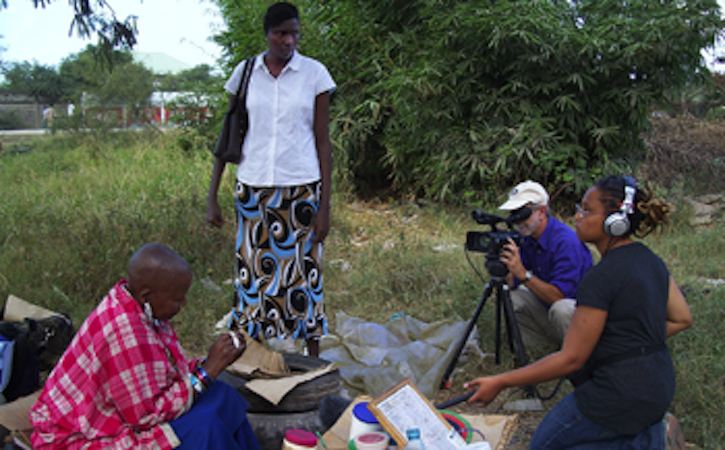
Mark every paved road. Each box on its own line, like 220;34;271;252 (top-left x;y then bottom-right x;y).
0;129;46;136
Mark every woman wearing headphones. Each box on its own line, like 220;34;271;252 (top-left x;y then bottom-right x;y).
465;175;692;449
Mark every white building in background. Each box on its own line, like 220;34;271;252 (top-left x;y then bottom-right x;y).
79;90;209;128
149;91;211;126
75;53;211;128
132;52;193;76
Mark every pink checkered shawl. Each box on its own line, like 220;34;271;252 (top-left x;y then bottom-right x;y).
30;280;197;449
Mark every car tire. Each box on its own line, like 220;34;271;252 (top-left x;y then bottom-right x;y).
218;353;341;414
246;409;323;450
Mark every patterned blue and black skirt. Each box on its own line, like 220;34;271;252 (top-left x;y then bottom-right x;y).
229;180;327;342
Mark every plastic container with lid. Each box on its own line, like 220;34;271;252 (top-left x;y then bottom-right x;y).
350;402;385;441
282;429;318;450
353;431;390;450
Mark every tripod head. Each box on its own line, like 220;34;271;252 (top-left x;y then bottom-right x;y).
466;209;529;277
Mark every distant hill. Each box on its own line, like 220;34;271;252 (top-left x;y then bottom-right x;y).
132;52;192;75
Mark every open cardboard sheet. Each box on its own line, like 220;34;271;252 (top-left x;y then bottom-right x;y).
3;295;60;322
0;391;38;450
225;330;290;379
243;363;337;405
0;391;37;433
224;330;337;405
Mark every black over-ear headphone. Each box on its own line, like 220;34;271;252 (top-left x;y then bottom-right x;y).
603;176;637;237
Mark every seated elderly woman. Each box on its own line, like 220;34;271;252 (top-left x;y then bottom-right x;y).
30;243;260;449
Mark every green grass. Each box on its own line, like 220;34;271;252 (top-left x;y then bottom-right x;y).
1;131;723;447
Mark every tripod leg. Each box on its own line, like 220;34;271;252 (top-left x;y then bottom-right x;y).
495;286;502;365
499;288;516;355
501;285;529;368
496;284;520;365
440;281;495;389
500;286;536;398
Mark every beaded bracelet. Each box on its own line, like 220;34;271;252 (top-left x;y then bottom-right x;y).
189;373;206;395
195;366;213;387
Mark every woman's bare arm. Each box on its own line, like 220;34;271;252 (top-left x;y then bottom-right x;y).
312;91;332;243
666;276;692;337
465;305;607;405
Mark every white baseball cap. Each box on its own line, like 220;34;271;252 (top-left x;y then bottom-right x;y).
499;180;549;210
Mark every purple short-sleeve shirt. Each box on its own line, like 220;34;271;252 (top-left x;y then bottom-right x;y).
519;217;593;300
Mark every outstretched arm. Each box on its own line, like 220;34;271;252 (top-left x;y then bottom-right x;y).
465;305;607;405
666;276;692;337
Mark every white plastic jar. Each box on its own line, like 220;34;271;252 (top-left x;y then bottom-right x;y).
281;429;318;450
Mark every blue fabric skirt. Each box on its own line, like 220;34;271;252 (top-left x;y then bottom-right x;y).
170;381;259;450
230;181;328;341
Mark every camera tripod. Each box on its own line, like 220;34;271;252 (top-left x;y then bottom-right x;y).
440;274;534;397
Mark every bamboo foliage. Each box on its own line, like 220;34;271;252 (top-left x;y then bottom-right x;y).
214;0;724;202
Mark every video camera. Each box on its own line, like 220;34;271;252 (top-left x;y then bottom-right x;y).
466;208;530;277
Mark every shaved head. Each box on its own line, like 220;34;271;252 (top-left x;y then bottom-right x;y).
128;243;190;285
126;243;192;320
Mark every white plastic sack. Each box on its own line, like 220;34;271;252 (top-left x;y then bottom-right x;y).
320;311;467;399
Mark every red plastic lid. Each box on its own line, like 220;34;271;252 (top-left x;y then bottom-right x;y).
284;429;318;446
357;432;387;443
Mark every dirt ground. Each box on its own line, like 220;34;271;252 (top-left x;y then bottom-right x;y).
438;392;547;449
431;356;569;449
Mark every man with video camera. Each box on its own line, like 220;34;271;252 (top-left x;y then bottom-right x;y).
498;180;593;350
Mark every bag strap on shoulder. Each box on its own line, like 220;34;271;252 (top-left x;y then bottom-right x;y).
236;57;254;96
228;57;254;115
239;57;254;99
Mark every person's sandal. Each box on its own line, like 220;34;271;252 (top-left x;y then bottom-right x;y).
664;412;686;450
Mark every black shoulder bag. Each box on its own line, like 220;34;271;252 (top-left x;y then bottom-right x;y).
212;57;254;164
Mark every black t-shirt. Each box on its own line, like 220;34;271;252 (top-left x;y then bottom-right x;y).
574;242;674;435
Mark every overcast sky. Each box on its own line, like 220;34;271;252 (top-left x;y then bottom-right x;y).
0;0;225;68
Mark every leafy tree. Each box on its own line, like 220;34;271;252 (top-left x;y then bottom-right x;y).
0;109;25;130
156;64;222;92
214;0;269;69
0;61;66;104
60;45;153;107
658;72;725;118
158;65;225;142
0;0;138;54
98;61;153;108
215;0;724;202
60;45;134;102
58;45;154;125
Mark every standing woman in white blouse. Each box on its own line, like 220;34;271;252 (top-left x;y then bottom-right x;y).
207;2;335;357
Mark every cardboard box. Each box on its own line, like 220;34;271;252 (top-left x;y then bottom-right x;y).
0;295;61;449
0;391;38;449
3;295;59;322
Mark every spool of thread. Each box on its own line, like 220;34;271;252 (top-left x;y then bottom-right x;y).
354;431;389;450
282;429;318;450
349;402;384;441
